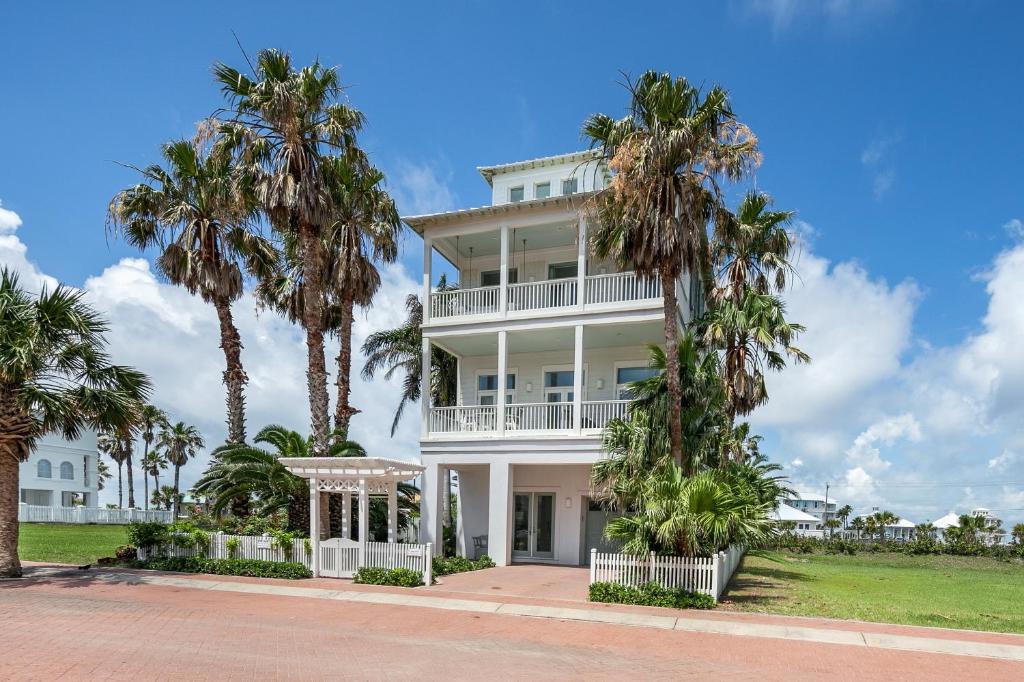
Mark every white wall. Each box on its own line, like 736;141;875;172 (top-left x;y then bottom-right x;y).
512;464;592;566
19;433;99;507
490;158;607;206
456;243;617;290
454;465;490;557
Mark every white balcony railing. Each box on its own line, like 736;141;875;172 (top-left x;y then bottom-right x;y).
430;286;500;319
585;272;661;305
581;400;630;431
507;279;578;311
429;405;497;433
504;402;574;432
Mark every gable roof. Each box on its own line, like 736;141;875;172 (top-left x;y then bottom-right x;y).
771;503;819;523
476;150;603;185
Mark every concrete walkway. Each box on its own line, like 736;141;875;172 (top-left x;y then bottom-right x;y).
20;565;1024;663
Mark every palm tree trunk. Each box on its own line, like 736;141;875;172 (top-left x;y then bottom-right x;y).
153;471;160;508
299;223;330;456
117;463;123;508
125;452;135;509
660;267;684;469
333;294;359;439
142;439;150;511
172;464;181;519
0;451;22;577
213;296;248;445
142;467;149;512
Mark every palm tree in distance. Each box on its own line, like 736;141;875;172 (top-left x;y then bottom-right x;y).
836;504;853;531
97;432;126;508
137;405;167;510
216;49;365;456
0;269;150;577
109;138;275;445
157;421;205;519
141;449;168;510
585;70;761;465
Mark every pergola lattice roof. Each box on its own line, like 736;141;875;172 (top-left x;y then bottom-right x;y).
281;457;423;483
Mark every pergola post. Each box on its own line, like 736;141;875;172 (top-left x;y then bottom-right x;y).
358;477;369;549
387;481;398;543
309;478;321;578
341;492;351;540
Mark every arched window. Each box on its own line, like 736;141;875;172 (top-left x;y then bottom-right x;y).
37;459;52;478
60;461;74;480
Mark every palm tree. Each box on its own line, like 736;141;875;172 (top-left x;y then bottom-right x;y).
824;518;841;538
194;425;365;531
136;405;167;510
361;276;459;435
1012;523;1024;546
850;516;866;539
915;522;936;539
95;456;113;492
141;449;168;509
109;139;274;445
156;421;205;518
863;516;878;541
0;269;150;577
836;504;853;531
216;49;365;456
584;70;760;464
153;486;182;513
97;432;126;508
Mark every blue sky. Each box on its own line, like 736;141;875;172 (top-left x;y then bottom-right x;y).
3;1;1023;523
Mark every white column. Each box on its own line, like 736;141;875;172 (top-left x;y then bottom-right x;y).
319;492;330;540
572;324;583;434
576;216;587;309
309;478;320;578
423;235;432;325
387;482;398;543
497;330;507;435
421;336;431;438
499;224;509;316
341;492;351;540
488;461;512;566
358;477;369;547
419;462;444;555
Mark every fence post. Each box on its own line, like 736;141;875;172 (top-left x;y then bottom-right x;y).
589;548;597;584
649;550;656;585
425;543;433;586
710;552;721;599
18;503;26;522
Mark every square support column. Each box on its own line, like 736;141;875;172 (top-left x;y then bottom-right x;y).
419;462;444;555
319;492;330;540
387;482;398;543
488;461;512;566
341;492;351;540
423;235;432;325
499;224;509;316
572;324;583;433
309;478;321;577
358;477;369;546
576;216;587;309
496;330;507;436
421;336;431;438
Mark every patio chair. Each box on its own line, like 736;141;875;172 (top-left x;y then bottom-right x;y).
472;534;488;560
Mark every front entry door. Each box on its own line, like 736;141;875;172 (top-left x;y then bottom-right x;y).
512;492;555;560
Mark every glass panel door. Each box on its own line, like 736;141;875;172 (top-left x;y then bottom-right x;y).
533;494;555;559
512;493;531;555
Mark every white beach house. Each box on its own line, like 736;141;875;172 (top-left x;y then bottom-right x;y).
408;150;701;566
19;433;99;509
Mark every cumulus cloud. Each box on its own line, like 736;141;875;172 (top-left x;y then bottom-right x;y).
2;201;422;506
1004;218;1024;241
390;160;458;216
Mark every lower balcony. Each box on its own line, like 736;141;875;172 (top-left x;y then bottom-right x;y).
426;400;630;438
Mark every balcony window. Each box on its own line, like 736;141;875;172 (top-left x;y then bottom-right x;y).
561;177;578;195
509;186;524;203
535;182;550;199
615;366;660;399
60;461;74;480
547;262;578;280
478;372;516;405
544;370;575;404
480;268;518;287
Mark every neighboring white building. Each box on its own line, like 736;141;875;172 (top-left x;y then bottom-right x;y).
932;509;1007;544
781;492;838;531
19;432;99;508
409;150;701;566
772;502;822;537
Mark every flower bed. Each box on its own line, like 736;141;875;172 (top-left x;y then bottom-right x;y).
141;557;312;579
353;566;424;587
589;581;716;610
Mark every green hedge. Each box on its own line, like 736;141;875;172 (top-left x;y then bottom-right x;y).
589;581;716;610
142;557;312;580
353;567;424;587
433;555;495;576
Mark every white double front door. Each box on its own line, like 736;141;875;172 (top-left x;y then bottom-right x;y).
512;492;555;560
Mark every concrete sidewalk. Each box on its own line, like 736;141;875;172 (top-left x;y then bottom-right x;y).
19;565;1024;663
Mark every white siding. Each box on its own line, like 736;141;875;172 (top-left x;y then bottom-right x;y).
490;158;607;206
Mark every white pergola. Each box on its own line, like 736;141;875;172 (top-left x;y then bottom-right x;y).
281;457;424;577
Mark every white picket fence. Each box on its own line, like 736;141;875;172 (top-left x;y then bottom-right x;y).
138;532;433;584
18;503;172;524
589;544;745;601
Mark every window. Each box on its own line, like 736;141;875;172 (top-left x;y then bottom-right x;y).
37;459;52;479
561;177;578;195
544;370;575;404
615;366;660;399
478;372;516;405
509;186;524;203
534;182;550;199
480;268;518;287
83;455;89;486
60;461;74;480
547;262;578;280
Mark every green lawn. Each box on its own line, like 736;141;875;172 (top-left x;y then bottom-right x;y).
722;550;1024;633
18;523;129;565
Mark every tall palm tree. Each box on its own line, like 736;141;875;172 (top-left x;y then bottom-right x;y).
361;277;459;436
711;192;796;305
836;504;853;530
156;421;205;519
109;138;274;445
585;71;760;464
216;49;365;456
97;432;126;508
136;405;167;510
850;516;866;539
194;424;365;531
141;449;168;510
0;269;149;577
95;456;113;492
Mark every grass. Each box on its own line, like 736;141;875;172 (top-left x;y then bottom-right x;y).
721;550;1024;633
18;523;128;565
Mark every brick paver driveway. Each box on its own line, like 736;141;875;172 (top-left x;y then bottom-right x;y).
2;567;1022;681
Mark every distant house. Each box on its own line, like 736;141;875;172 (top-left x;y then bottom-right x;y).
19;433;99;508
772;502;823;537
781;492;838;532
932;509;1007;544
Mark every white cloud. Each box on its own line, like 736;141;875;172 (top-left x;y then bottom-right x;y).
0;201;58;293
390;160;458;216
1004;218;1024;241
860;135;900;200
738;0;897;34
988;449;1017;472
2;202;422;507
0;202;23;234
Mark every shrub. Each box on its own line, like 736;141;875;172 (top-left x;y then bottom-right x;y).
168;521;211;557
903;536;941;555
127;522;170;550
142;557;311;579
353;566;424;587
434;555;496;576
115;545;138;562
825;539;857;555
225;537;240;559
589;581;716;610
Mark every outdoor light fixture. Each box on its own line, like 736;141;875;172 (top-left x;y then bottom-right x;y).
596;378;605;390
565;497;572;509
525;381;533;392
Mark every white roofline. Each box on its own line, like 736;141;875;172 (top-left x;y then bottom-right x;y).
280;457;423;481
476;150;603;185
403;192;596;234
